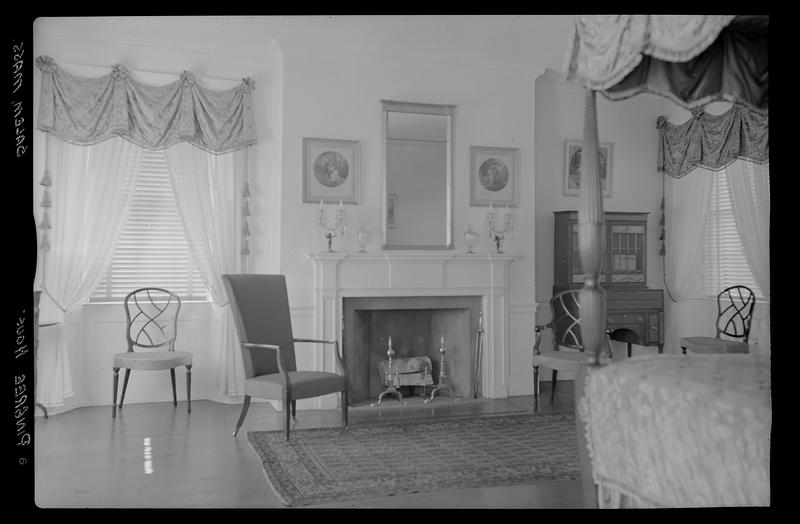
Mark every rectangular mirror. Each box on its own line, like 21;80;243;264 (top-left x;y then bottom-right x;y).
382;100;455;250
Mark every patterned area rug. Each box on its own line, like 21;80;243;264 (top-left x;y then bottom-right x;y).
247;411;580;506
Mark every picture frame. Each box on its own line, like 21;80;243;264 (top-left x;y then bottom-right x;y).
563;140;613;197
387;193;398;229
470;146;519;207
302;138;360;203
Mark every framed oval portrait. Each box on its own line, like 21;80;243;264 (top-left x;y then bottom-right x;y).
470;146;519;207
303;138;360;204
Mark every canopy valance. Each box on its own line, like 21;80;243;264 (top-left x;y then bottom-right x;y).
564;15;768;114
657;104;769;178
35;56;257;154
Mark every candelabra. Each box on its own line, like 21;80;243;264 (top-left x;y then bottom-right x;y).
485;204;513;254
371;336;405;406
316;201;347;252
425;335;457;403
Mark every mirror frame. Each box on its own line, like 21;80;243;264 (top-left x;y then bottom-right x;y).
381;100;456;250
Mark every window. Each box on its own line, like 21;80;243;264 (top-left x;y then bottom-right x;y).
91;149;208;302
704;171;764;298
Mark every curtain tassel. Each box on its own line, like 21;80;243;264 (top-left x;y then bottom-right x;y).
40;168;53;187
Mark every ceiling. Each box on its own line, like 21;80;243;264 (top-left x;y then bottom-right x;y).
33;15;576;71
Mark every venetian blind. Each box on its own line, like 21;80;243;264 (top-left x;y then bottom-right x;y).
704;172;764;298
91;149;208;302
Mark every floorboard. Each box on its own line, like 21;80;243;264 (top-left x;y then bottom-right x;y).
34;383;581;509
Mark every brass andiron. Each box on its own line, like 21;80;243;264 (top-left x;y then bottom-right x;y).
371;336;405;407
425;335;458;403
473;309;484;399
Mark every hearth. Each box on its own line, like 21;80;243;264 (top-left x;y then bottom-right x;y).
343;296;481;405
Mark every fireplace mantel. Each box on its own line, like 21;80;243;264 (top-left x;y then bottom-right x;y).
307;251;521;406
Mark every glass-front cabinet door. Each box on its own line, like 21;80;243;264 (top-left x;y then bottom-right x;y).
556;211;648;289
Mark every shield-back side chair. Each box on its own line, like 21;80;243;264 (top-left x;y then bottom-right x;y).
222;274;348;440
532;289;613;411
680;285;756;354
112;287;192;417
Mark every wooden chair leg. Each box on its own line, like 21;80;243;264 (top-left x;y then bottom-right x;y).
550;369;558;404
342;388;349;427
284;398;291;441
119;369;131;409
627;343;632;359
532;365;539;412
681;345;687;355
170;368;178;406
112;368;120;417
186;365;192;413
291;400;297;421
233;395;251;437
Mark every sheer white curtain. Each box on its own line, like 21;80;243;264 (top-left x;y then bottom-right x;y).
662;169;714;353
165;143;245;397
726;160;770;298
726;160;770;354
36;135;142;406
664;169;714;300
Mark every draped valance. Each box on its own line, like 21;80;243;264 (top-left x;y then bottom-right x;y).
564;15;768;114
35;56;257;154
656;104;769;178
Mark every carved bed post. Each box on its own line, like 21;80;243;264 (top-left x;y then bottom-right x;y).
577;89;606;366
575;87;605;509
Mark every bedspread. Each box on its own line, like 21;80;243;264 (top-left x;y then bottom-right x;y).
579;353;771;507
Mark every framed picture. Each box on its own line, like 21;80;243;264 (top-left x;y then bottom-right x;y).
563;140;613;197
387;193;398;229
302;138;360;203
470;146;519;207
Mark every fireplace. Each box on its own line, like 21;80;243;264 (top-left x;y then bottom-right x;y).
343;296;481;404
307;251;519;409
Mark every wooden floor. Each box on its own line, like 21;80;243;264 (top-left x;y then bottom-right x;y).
34;383;582;509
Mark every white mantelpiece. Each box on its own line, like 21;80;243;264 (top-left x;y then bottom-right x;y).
307;251;521;406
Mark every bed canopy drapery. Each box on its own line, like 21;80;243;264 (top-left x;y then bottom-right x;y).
561;14;768;363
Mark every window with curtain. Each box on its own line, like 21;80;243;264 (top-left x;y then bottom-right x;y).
91;149;208;302
704;171;764;299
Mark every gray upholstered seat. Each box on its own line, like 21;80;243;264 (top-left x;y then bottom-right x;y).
113;351;192;370
222;274;348;440
112;287;192;417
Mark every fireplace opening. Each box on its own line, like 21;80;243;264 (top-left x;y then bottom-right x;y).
342;296;482;405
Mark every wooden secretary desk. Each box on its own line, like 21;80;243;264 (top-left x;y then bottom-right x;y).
553;211;664;353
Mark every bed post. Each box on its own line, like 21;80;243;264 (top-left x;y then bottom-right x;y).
574;87;605;508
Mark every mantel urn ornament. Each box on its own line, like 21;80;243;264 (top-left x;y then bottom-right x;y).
464;224;479;253
356;222;369;252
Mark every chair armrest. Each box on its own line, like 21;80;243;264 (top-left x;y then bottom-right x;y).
293;338;347;376
243;342;281;352
294;338;336;345
242;343;291;381
532;323;551;356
